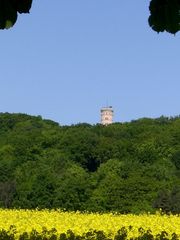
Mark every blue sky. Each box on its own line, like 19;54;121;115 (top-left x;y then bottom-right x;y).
0;0;179;125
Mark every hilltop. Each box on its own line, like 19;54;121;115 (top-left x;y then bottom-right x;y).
0;113;180;213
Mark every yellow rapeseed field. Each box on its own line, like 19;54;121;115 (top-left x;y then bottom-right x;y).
0;209;180;239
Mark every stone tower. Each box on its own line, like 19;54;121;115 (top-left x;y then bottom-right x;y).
100;106;113;125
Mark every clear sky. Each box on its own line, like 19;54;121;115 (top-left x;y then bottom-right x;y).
0;0;179;125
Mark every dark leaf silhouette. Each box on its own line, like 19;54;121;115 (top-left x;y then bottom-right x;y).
0;0;32;29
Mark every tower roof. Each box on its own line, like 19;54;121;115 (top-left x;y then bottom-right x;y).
101;106;114;112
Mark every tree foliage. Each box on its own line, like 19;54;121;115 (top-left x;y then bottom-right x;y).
0;0;32;29
0;113;180;213
0;0;179;34
149;0;180;34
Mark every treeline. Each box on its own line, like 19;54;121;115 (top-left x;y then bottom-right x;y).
0;113;180;213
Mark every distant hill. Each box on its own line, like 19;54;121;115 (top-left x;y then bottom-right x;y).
0;112;180;213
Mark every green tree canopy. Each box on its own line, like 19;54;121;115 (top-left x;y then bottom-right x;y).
0;113;180;213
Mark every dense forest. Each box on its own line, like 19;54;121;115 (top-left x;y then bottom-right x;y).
0;113;180;214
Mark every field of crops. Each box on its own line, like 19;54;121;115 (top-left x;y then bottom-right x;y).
0;209;180;239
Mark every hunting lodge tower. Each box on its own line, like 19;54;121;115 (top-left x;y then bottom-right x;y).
100;106;113;125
